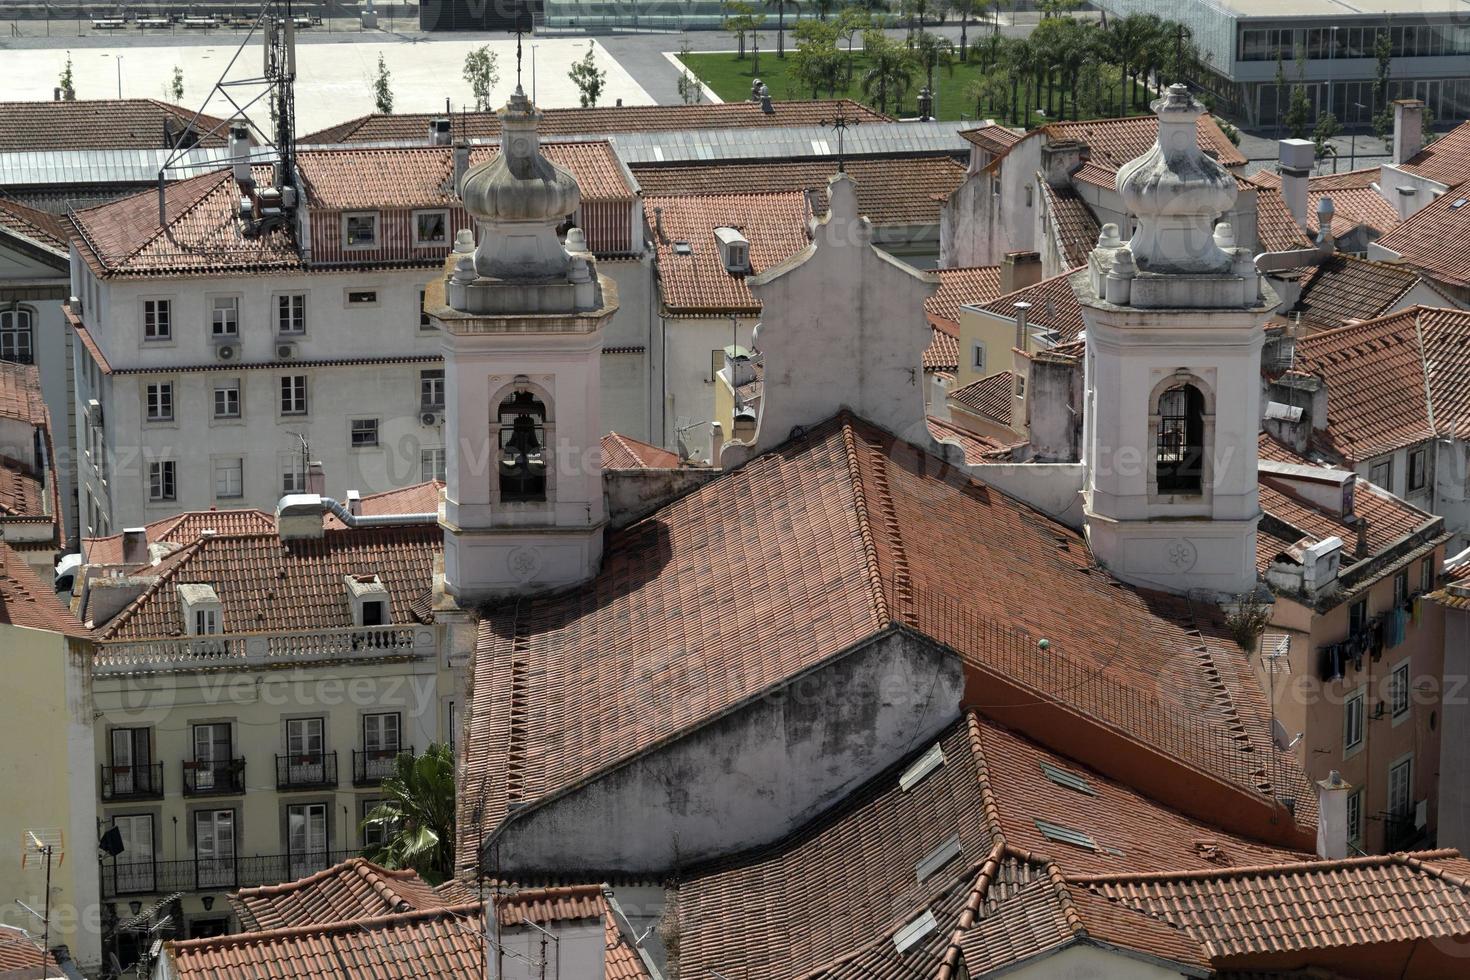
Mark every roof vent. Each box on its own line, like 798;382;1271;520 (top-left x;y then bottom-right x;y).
899;743;945;791
892;910;937;954
1039;762;1095;796
915;834;962;883
1451;198;1467;210
714;227;750;275
429;117;452;146
672;241;692;256
1034;818;1099;851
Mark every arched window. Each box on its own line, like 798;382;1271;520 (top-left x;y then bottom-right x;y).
498;391;547;502
1156;384;1205;494
0;307;34;364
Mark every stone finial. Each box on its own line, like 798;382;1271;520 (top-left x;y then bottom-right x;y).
1115;83;1238;275
1096;223;1123;249
453;228;475;254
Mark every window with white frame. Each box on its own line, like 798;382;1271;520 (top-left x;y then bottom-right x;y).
343;212;379;248
0;307;34;363
421;448;446;483
413;210;449;246
1391;661;1411;718
420;369;445;410
1347;788;1363;846
148;460;176;501
194;607;219;634
1343;689;1365;752
143;299;171;341
214;457;244;499
1368;457;1393;490
210;297;239;338
281;455;306;494
213;381;240;419
145;382;174;422
277;293;306;335
280;375;307;415
350;418;379;448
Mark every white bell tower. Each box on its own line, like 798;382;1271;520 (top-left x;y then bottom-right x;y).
1078;84;1274;599
427;86;617;602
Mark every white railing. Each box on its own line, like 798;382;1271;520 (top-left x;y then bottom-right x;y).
95;625;434;674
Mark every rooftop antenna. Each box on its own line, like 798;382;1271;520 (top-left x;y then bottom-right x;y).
20;831;60;979
820;107;860;173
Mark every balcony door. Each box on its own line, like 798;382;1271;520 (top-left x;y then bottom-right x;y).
286;718;325;784
288;803;329;879
194;809;236;890
111;728;151;796
112;814;155;893
364;712;401;781
192;723;232;791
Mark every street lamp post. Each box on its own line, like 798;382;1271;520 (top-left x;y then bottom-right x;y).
1350;101;1366;170
1327;25;1339;118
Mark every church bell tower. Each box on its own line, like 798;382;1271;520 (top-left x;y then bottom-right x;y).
1078;84;1274;599
426;83;617;602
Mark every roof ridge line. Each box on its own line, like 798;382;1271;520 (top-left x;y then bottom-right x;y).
1042;860;1087;938
1396;850;1470;892
165;900;484;952
839;418;891;629
862;429;913;622
963;710;1009;848
934;840;1010;980
118;169;234;271
95;534;212;639
1064;848;1464;885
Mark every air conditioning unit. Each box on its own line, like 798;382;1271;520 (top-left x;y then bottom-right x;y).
276;342;297;360
216;343;237;361
420;411;443;427
86;398;103;427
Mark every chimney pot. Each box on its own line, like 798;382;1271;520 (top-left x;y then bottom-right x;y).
1392;99;1426;165
306;461;326;497
999;250;1042;295
1316;770;1354;859
1277;139;1315;228
347;490;362;516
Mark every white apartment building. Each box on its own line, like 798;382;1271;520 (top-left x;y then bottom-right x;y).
64;136;645;535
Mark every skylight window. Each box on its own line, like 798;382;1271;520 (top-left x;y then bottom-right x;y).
1035;819;1099;851
672;241;693;256
1450;198;1468;210
1040;762;1096;796
892;909;937;954
915;834;962;883
899;743;946;791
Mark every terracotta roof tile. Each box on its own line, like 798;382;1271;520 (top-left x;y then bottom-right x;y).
0;98;235;152
927;416;1011;463
96;523;439;643
0;924;54;972
1075;849;1470;962
926;266;1002;328
1039;182;1101;268
1400;119;1470;188
959;124;1023;154
1375;184;1470;287
1254;186;1313;251
975;268;1086;344
926;324;959;372
322;481;442;530
646;191;812;314
0;197;69;252
0;455;48;519
301;99;889;144
1292;254;1448;330
631;156;965;227
84;509;277;566
1251;167;1402;236
1039;114;1246;170
1294;305;1470;460
233;857;450;932
0;361;48;427
600;432;681;469
1258;474;1435;569
949;372;1015;426
0;541;87;638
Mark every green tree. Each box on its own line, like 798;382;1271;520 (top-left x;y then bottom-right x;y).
676;38;704;104
911;31;955;110
169;66;185;103
726;0;756;59
58;53;76;101
1372;25;1393;148
835;6;870;86
1284;47;1311;139
765;0;800;58
463;45;500;111
569;42;607;108
812;0;835;20
1312;111;1341;160
860;30;916;115
966;70;1009;119
790;19;843;98
360;744;455;884
372;53;394;114
951;0;985;60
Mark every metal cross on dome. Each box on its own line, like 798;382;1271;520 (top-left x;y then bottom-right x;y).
820;108;860;174
511;2;530;91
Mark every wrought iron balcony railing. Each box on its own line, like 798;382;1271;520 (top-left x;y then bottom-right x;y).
276;751;338;790
181;758;246;797
353;746;413;786
100;763;164;801
99;849;360;898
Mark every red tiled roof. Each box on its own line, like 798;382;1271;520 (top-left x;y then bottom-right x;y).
926;324;959;372
1399;119;1470;188
927;416;1011;463
1253;186;1312;252
1375;185;1470;287
1038;114;1246;170
96;524;439;642
960;124;1023;154
301;99;889;144
600;432;681;469
0;197;69;253
0;361;48;427
0;98;235;152
0;455;48;519
1258;473;1436;568
646;192;811;314
1075;849;1470;963
163;903;486;979
975;268;1086;345
631;156;965;227
1292;253;1449;330
460;415;1309;875
1250;166;1401;237
84;509;276;566
323;481;442;530
233;857;450;931
1039;181;1101;268
1294;305;1470;460
0;541;87;638
926;266;1002;328
299;142;632;210
0;924;54;972
949;372;1015;426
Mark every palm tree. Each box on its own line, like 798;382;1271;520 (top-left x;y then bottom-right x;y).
1003;35;1036;126
861;32;916;116
765;0;800;58
812;0;834;20
912;31;956;108
361;743;456;884
951;0;986;60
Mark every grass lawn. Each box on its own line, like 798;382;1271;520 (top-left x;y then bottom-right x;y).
682;48;1149;127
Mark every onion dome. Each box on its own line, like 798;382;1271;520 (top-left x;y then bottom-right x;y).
460;87;580;225
1115;84;1238;274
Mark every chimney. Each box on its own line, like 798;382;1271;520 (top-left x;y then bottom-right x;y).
1012;300;1033;352
346;489;362;516
1000;251;1042;295
121;527;149;566
1316;770;1353;859
750;78;764;102
1040;138;1087;188
306;460;326;496
1392;98;1426;164
709;421;723;462
452;143;471;197
276;494;327;540
1355;516;1369;559
429;117;451;146
760;85;774;115
1315;196;1336;249
230;119;253;190
1277;139;1315;228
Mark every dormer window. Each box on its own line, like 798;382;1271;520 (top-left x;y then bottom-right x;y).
498;391;547;502
178;584;223;636
345;574;391;628
714;227;750;275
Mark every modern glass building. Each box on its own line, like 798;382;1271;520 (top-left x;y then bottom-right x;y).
1092;0;1470;127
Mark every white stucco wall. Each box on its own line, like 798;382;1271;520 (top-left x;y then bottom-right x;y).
940;139;1039;269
